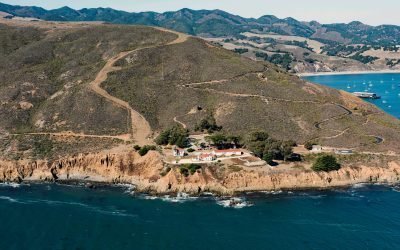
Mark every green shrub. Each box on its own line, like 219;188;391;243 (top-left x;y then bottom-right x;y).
187;148;195;153
138;145;157;156
133;145;141;151
312;155;341;172
304;141;314;150
263;152;274;165
180;164;202;177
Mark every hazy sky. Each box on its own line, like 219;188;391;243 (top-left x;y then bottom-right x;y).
2;0;399;25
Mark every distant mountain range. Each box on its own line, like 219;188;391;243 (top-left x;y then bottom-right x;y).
1;2;400;45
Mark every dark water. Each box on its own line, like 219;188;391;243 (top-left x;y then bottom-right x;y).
1;183;400;250
304;73;400;118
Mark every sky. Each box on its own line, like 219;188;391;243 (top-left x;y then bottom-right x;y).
2;0;399;25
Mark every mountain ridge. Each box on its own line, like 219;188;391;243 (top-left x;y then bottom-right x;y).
1;2;399;44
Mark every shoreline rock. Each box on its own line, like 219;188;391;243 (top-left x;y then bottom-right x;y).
1;151;400;195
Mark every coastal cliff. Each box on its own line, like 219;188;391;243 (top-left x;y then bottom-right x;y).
1;151;400;194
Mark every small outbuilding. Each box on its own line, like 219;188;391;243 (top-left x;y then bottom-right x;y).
173;147;185;157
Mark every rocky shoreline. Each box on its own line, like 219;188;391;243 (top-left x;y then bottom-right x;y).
1;151;400;195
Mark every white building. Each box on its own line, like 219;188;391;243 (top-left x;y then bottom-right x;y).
311;145;323;152
193;153;217;162
213;149;243;157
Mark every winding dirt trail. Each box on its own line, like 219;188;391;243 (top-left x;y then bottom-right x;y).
89;28;189;145
185;85;318;104
173;116;187;129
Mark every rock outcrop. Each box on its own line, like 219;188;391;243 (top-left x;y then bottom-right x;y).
1;151;400;194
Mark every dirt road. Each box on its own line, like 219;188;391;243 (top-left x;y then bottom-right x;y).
89;27;189;145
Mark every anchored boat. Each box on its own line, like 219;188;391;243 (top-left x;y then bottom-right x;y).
353;92;381;99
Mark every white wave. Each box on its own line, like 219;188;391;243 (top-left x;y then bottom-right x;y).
216;197;253;209
392;187;400;193
0;196;25;204
142;195;158;200
161;192;198;203
201;192;216;197
0;183;21;188
141;192;198;203
116;184;136;194
352;183;367;189
309;194;327;199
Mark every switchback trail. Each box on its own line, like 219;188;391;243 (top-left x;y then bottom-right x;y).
89;27;189;145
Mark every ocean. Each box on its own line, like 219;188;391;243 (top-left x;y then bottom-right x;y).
1;183;400;250
304;73;400;118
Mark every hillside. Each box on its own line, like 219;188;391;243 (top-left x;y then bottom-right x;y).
1;4;400;73
1;17;400;162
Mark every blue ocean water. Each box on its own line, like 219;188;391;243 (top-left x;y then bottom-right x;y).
1;183;400;250
304;73;400;119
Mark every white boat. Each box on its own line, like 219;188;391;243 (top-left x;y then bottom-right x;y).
353;92;380;99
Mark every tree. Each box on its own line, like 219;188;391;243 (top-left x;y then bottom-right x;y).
304;141;314;150
248;131;269;142
207;133;228;148
195;115;222;133
138;145;157;156
263;152;274;165
155;130;170;145
155;126;189;148
311;155;341;172
280;142;294;161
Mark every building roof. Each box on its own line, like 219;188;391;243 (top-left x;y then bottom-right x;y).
199;153;215;158
214;149;243;153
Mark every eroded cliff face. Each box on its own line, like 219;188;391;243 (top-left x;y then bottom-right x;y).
1;151;400;194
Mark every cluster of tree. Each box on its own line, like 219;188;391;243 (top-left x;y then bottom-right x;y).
134;145;157;156
179;164;202;177
248;36;277;45
244;131;296;164
155;126;189;148
268;53;293;70
194;116;222;133
386;59;400;67
255;51;269;61
382;45;399;52
206;133;241;149
350;52;378;64
233;48;249;54
311;155;341;172
255;52;293;70
283;40;311;50
322;44;369;57
304;58;317;64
